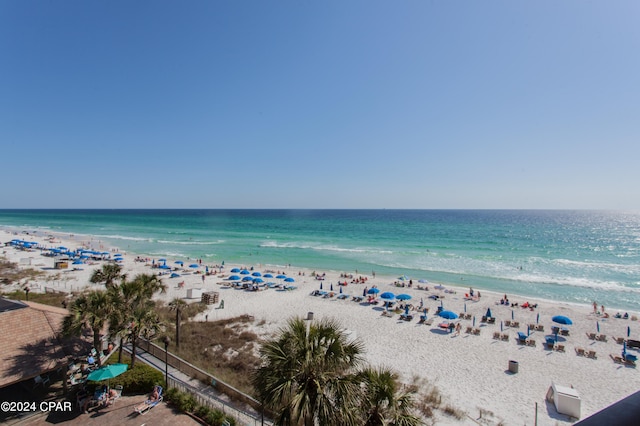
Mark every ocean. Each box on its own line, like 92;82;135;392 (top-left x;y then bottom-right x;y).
1;209;639;312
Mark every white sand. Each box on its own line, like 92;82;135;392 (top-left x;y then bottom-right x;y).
2;227;639;425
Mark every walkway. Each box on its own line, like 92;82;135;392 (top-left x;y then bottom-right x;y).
124;344;267;426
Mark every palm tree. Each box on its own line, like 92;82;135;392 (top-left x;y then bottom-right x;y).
253;317;365;426
90;263;126;289
62;290;114;367
357;366;422;426
168;298;188;350
112;274;165;368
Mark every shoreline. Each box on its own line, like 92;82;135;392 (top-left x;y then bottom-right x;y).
2;226;640;425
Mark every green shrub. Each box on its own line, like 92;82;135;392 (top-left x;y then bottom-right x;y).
194;404;212;419
206;409;224;425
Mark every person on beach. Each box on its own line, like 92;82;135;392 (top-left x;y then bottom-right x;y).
593;301;598;314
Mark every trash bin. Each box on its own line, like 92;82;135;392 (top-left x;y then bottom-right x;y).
509;360;519;373
307;312;314;320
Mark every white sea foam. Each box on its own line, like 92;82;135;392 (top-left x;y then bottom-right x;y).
94;234;153;242
259;241;393;255
156;239;225;245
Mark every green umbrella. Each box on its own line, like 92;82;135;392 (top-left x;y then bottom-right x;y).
86;363;128;382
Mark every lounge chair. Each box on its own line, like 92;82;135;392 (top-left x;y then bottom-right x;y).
536;325;544;332
587;350;597;359
554;344;565;352
596;334;608;342
107;385;123;406
511;321;520;328
487;317;496;324
501;333;509;341
575;347;585;356
493;332;501;340
517;332;528;345
481;316;488;323
473;328;481;335
465;326;473;334
614;337;626;344
526;339;536;347
504;320;512;327
586;332;596;340
424;318;434;326
545;337;556;350
135;386;163;415
560;328;570;336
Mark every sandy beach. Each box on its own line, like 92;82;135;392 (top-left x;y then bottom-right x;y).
2;227;639;425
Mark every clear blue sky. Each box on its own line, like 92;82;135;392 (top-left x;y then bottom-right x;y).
2;1;639;209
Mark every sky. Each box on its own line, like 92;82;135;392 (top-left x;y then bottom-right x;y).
1;1;639;209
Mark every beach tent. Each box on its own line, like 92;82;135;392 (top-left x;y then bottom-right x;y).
546;383;581;419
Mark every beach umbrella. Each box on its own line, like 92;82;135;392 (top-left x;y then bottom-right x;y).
205;266;209;273
230;268;240;273
276;274;287;279
628;326;631;338
597;321;600;333
363;288;367;297
339;286;343;294
486;308;492;318
464;303;467;313
86;363;128;382
159;264;170;269
263;273;273;278
418;279;428;283
114;257;123;262
175;261;184;265
527;325;531;337
405;306;410;316
253;278;264;283
397;294;412;301
158;258;166;262
228;275;241;281
511;310;514;320
367;288;380;295
252;272;262;277
500;321;503;332
189;264;199;268
623;340;627;357
439;310;458;320
536;313;540;324
284;277;295;283
72;260;83;264
242;276;253;282
58;246;67;250
320;282;323;290
552;315;573;325
330;283;334;291
380;292;396;301
240;269;250;275
473;316;476;327
114;253;123;257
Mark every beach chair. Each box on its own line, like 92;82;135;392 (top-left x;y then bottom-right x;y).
504;320;512;327
424;317;434;326
473;328;481;335
487;317;496;324
493;332;501;340
517;332;528;345
575;347;585;356
587;350;597;359
610;354;624;364
511;321;520;328
545;337;556;350
536;325;544;332
501;333;509;341
465;313;472;320
526;339;536;347
107;385;123;406
554;344;565;352
465;326;473;334
481;316;487;323
135;386;163;415
614;337;626;344
586;332;596;340
560;328;570;336
596;334;608;342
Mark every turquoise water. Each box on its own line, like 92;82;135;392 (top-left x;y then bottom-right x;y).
1;209;639;311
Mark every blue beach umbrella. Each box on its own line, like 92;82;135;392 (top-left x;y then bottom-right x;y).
396;294;412;301
263;273;273;278
464;303;467;313
500;321;503;332
536;313;540;324
330;283;334;291
253;278;264;283
86;363;128;382
284;277;295;283
511;310;514;320
628;326;631;338
527;325;531;337
439;310;458;320
242;276;253;282
175;261;184;265
72;260;83;264
114;257;123;262
276;274;287;279
159;264;171;269
252;272;262;277
552;315;573;325
230;268;240;273
228;275;241;281
486;308;492;318
380;292;396;301
240;269;250;275
339;286;343;294
405;306;410;316
596;321;600;333
473;316;476;327
158;258;166;262
189;264;199;268
367;288;380;295
319;282;323;290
